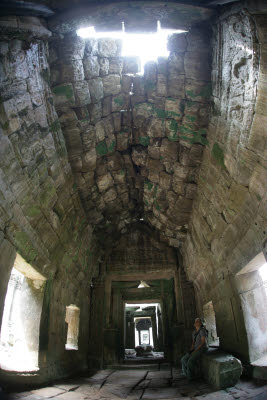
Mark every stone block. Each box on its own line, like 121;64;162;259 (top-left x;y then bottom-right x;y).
185;79;211;103
83;56;100;79
112;94;130;112
201;349;242;389
168;75;185;98
87;77;104;103
113;112;121;132
165;98;182;120
95;120;106;142
102;74;121;96
59;34;85;60
184;51;211;81
121;74;133;94
88;102;102;123
73;81;91;106
168;52;184;75
85;38;98;56
99;57;109;76
52;83;75;107
167;33;187;52
97;172;113;192
147;118;166;138
61;59;84;82
82;148;96;171
98;38;119;57
109;57;123;74
123;56;141;74
157;74;167;97
116;130;130;151
132;75;145;96
157;57;168;74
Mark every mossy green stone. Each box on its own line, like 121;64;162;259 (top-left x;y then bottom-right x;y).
139;136;150;146
96;140;108;155
212;142;226;169
53;84;74;100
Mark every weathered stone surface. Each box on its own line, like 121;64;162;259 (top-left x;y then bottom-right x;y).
2;8;266;389
123;56;141;74
167;33;187;52
87;77;103;103
99;57;109;76
52;83;75;107
109;57;123;74
73;81;91;106
102;74;121;96
61;59;85;82
83;56;100;79
201;350;242;389
98;38;120;57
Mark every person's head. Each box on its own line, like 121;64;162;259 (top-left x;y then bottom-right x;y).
194;317;203;330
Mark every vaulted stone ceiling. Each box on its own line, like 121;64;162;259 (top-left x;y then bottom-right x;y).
0;0;240;18
0;0;214;251
49;26;211;249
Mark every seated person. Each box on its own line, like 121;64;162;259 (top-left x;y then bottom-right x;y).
181;317;208;380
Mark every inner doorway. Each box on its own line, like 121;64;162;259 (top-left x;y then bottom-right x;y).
124;302;164;360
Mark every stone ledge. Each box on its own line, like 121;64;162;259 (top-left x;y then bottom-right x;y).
201;348;242;389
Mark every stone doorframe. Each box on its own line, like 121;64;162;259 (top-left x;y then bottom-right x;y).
104;269;181;328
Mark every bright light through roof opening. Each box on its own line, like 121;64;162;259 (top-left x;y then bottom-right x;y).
77;22;185;74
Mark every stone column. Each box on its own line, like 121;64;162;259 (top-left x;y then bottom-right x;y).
157;307;164;351
151;312;159;351
88;278;105;368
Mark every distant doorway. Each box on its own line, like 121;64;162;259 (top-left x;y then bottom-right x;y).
124;302;164;360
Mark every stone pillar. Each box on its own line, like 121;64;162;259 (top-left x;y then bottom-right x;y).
88;278;105;368
151;312;159;351
157;307;164;351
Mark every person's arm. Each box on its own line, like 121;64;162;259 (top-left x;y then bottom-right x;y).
191;332;206;354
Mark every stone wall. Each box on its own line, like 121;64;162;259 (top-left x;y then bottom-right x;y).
182;5;267;362
0;17;101;383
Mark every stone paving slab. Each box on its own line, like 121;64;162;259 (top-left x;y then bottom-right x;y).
74;384;101;396
14;396;43;400
55;392;87;400
148;378;170;388
125;389;143;400
136;379;150;389
146;371;172;379
99;383;133;398
32;388;65;398
142;387;183;399
53;383;80;391
195;391;234;399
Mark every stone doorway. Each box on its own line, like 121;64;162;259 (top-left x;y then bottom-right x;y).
125;302;164;361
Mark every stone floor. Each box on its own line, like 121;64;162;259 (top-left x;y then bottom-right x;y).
3;368;267;400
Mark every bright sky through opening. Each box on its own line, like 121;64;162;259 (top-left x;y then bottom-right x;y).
77;22;185;74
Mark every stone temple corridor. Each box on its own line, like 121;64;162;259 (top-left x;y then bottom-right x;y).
0;0;267;398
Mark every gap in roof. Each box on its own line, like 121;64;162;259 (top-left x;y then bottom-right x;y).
77;21;186;74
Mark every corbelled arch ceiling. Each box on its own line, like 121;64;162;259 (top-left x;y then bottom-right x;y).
0;0;237;252
0;0;241;19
